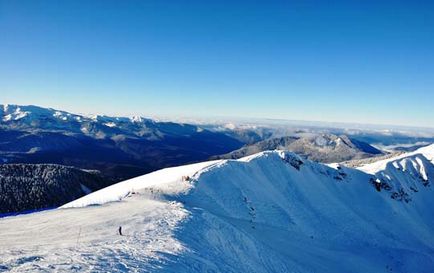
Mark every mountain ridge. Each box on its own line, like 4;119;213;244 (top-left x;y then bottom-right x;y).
213;133;383;163
0;104;244;181
1;145;432;272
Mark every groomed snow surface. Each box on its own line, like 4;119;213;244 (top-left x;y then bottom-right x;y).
1;145;434;272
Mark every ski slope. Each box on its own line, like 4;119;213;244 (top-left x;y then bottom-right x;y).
1;145;434;272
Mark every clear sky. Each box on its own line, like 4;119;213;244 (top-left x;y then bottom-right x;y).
1;0;433;127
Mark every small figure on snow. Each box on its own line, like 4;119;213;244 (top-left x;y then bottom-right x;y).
374;178;381;192
182;175;191;182
118;226;123;236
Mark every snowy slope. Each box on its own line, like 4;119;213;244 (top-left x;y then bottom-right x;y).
360;143;434;173
1;145;434;272
61;160;220;208
414;143;434;163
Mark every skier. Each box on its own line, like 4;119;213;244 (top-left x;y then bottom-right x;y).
374;178;381;192
118;226;123;236
182;175;190;182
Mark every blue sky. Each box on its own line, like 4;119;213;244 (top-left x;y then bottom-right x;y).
1;0;433;127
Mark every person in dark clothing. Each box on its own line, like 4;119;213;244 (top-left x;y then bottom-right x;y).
375;182;381;192
118;226;123;236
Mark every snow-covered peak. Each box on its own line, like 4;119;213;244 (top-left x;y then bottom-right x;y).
0;104;176;139
130;115;144;123
129;115;155;124
1;104;30;122
359;143;434;174
57;150;341;213
0;104;75;123
62;150;306;208
0;104;158;127
416;143;434;163
62;144;434;212
237;149;303;165
61;160;222;208
52;111;71;121
90;114;100;121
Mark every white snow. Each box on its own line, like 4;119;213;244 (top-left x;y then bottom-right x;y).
359;143;434;174
103;122;117;128
2;114;12;122
417;143;434;163
1;106;29;121
53;111;69;121
0;198;189;272
12;107;29;120
0;104;86;125
80;127;89;134
130;116;144;123
1;146;434;272
62;160;220;208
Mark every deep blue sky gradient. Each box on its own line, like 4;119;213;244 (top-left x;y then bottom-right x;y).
1;0;433;127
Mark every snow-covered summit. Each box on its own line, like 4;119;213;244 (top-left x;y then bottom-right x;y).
359;143;434;174
1;104;53;122
62;150;307;209
61;159;221;208
417;143;434;163
0;104;145;128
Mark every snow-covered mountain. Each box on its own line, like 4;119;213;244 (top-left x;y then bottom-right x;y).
0;104;243;181
215;134;383;163
1;144;433;272
0;104;240;141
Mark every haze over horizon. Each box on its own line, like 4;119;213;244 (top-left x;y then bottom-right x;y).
1;0;433;127
3;103;434;133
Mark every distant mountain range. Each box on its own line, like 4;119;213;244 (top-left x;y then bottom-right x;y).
0;104;244;180
214;134;383;163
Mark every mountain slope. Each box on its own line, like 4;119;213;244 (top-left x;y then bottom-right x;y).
1;145;433;272
214;134;383;163
0;164;110;214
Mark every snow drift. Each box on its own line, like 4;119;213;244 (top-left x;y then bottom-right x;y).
1;144;434;272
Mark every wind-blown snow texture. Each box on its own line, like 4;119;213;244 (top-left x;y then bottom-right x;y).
1;145;434;272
